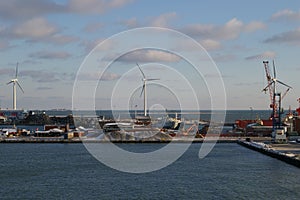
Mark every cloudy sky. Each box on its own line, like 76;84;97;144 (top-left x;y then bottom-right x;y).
0;0;299;110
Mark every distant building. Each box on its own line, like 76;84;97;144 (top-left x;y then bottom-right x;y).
0;109;28;122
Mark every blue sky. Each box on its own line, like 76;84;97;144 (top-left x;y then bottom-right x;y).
0;0;300;110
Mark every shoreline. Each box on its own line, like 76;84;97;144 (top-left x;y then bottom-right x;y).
0;136;267;144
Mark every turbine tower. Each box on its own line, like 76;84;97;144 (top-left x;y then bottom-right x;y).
136;63;159;116
7;62;24;110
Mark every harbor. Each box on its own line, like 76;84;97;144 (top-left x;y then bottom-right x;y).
1;133;300;168
1;1;300;199
0;59;299;200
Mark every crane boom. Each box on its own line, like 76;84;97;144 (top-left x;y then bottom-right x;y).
262;61;274;108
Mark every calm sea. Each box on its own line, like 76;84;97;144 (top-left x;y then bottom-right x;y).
0;143;299;199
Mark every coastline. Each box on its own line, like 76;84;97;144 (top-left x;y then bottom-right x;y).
0;136;265;143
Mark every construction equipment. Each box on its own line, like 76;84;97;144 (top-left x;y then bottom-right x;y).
262;60;292;142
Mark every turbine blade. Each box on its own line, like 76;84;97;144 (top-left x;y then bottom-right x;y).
136;63;146;78
272;60;276;79
7;81;13;85
262;80;274;92
146;78;160;81
15;62;19;78
276;80;292;89
140;84;145;97
16;81;24;93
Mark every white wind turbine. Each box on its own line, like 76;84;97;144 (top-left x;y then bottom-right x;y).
136;63;159;116
7;62;24;110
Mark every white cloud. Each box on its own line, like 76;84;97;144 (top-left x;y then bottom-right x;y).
117;49;181;63
45;34;78;44
120;12;177;29
77;72;120;81
222;18;244;40
81;38;115;53
245;21;266;32
181;18;265;41
200;39;222;51
0;0;64;20
120;18;139;28
29;51;71;59
20;70;61;83
264;28;300;45
150;12;177;27
0;17;77;44
271;9;300;21
172;39;221;52
12;17;57;38
100;72;121;81
245;51;276;60
0;0;133;21
67;0;133;14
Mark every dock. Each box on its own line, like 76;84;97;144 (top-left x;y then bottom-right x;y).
237;139;300;168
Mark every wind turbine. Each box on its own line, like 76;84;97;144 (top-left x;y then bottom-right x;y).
7;62;24;110
262;60;292;134
262;60;292;97
136;63;159;116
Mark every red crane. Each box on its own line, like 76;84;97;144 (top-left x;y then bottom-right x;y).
297;98;300;116
262;61;274;109
262;60;292;120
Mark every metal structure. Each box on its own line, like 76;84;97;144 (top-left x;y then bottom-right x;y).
297;98;300;116
7;63;24;110
136;63;159;116
262;60;292;140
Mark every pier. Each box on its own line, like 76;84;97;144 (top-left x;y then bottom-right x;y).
237;139;300;168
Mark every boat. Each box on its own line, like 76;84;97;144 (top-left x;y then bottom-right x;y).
103;122;133;133
162;117;181;130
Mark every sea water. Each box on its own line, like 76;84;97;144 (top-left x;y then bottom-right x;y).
0;143;299;199
43;109;273;123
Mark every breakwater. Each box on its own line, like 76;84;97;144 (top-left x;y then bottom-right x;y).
237;140;300;168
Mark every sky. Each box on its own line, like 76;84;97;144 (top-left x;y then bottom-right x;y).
0;0;300;111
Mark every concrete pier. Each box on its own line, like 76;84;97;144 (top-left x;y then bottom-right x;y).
237;140;300;168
